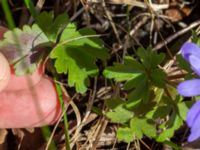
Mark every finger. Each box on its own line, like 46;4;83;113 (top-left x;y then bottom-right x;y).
0;53;11;92
0;77;62;128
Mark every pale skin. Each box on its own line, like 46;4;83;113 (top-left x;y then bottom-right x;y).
0;26;65;128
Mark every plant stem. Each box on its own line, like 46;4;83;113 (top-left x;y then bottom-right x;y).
55;81;71;150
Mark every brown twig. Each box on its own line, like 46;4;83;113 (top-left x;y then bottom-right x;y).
153;20;200;51
88;0;169;11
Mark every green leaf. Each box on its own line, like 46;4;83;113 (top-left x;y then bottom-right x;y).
134;101;156;115
124;74;147;90
156;111;183;142
153;106;171;119
177;101;191;120
50;24;109;93
168;111;183;129
150;68;166;88
105;97;125;109
127;76;148;102
35;11;69;41
125;98;141;110
91;106;103;115
191;30;200;46
117;127;134;143
0;24;49;75
106;104;133;123
156;128;174;142
154;88;164;103
50;45;89;93
137;47;165;69
130;117;156;139
145;103;171;119
130;119;143;139
59;26;109;61
103;56;144;82
176;54;192;72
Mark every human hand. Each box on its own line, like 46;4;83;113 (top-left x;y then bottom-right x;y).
0;26;66;128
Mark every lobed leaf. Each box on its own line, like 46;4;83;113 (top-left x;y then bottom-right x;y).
105;104;133;123
103;57;144;82
35;11;69;42
117;127;135;143
50;23;109;93
137;47;165;69
130;117;157;139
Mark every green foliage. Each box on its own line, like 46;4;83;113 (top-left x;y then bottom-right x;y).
105;98;133;123
130;117;157;139
156;112;183;142
137;47;165;69
103;47;186;145
0;7;191;147
104;48;166;105
50;22;109;93
116;117;157;143
150;68;166;87
155;96;187;142
191;30;200;46
176;54;192;73
104;56;144;82
177;101;191;120
35;12;69;42
0;11;109;93
117;127;135;143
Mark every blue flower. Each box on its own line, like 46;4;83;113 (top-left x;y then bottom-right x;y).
177;42;200;142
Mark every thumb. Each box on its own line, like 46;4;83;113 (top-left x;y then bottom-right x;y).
0;53;10;92
0;26;10;91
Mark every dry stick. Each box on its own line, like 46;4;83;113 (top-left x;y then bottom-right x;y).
139;139;152;150
88;0;169;11
144;0;155;46
70;77;98;148
88;120;102;149
143;0;174;59
143;0;157;46
45;93;80;150
80;122;99;149
153;20;200;51
126;143;130;150
92;118;108;149
136;139;141;150
111;135;118;150
70;7;85;22
102;0;122;45
35;0;45;12
129;16;149;36
87;117;107;149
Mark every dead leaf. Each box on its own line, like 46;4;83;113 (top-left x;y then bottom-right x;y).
0;129;7;144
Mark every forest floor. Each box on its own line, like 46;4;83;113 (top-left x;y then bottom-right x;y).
1;0;200;150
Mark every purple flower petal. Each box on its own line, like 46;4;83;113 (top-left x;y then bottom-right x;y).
177;79;200;97
186;100;200;142
181;42;200;76
188;108;200;142
188;55;200;76
181;42;200;61
186;100;200;128
188;127;200;142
